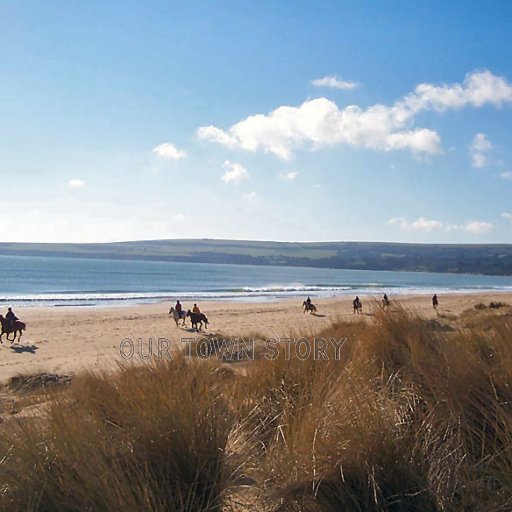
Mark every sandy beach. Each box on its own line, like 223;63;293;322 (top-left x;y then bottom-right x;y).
0;292;511;384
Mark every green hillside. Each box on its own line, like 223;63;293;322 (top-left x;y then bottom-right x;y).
0;239;511;275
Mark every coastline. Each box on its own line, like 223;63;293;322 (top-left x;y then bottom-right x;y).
1;291;511;384
2;285;512;309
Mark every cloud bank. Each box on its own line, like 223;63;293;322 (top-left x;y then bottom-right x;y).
388;217;494;234
198;70;512;160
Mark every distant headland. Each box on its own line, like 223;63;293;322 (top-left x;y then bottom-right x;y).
1;239;511;276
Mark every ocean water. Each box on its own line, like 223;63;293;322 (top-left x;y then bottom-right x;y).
0;254;511;307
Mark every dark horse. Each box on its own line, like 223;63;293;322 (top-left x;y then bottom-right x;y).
303;300;317;314
0;315;26;344
187;310;209;331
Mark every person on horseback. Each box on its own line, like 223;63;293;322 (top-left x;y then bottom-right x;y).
306;296;312;308
6;307;18;330
193;303;200;314
175;300;184;319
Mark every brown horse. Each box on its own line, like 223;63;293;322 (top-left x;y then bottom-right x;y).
186;310;209;331
303;300;317;314
0;315;26;344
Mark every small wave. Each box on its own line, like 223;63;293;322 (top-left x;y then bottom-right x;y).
238;285;352;293
1;283;511;307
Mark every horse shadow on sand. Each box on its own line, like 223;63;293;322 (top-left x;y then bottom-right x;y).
181;326;214;334
9;344;39;354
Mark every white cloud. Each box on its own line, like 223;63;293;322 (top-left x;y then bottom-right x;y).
197;126;238;148
243;191;258;201
199;97;440;159
152;142;186;160
501;171;512;180
198;70;512;160
388;217;444;232
279;171;298;181
385;129;441;154
470;133;493;168
221;160;249;184
311;76;359;90
502;212;512;221
68;179;85;189
388;217;493;234
403;69;512;112
464;221;493;234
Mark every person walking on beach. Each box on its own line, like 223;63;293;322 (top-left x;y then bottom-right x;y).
432;294;439;310
193;303;200;314
6;307;18;330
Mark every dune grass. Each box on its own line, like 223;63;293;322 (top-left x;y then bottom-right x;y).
1;305;512;510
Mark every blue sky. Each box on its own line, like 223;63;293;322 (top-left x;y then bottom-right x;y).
1;0;511;243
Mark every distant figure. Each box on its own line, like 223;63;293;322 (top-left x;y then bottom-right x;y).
432;294;439;310
382;294;390;308
353;296;362;314
6;307;18;330
175;300;184;318
303;298;317;314
193;303;200;314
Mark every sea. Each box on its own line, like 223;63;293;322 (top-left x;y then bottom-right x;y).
0;254;511;308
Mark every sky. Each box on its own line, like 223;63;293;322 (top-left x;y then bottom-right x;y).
1;0;511;244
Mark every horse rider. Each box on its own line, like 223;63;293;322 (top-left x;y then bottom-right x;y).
353;296;362;314
383;294;390;307
193;303;201;314
306;296;312;308
432;294;438;310
175;300;184;318
6;307;18;330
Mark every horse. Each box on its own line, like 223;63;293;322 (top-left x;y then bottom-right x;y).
169;307;187;327
187;310;209;331
0;315;26;344
303;301;317;314
352;298;362;314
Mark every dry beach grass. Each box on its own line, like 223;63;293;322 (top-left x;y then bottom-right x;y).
1;298;512;510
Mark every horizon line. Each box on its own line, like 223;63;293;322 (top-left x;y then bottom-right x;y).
0;238;511;247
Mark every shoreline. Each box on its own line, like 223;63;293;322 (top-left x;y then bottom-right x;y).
1;291;511;384
1;286;512;310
